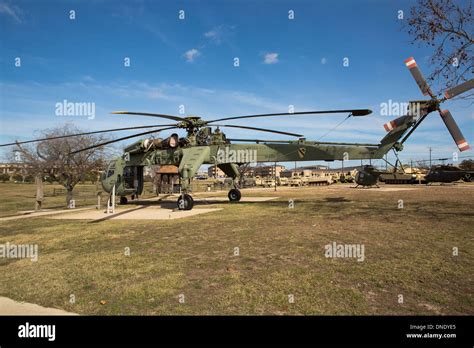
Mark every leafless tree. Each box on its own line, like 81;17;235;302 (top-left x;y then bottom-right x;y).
459;159;474;170
14;124;110;208
404;0;473;98
237;163;253;186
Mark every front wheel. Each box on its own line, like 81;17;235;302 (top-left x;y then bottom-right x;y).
228;188;241;202
177;194;194;210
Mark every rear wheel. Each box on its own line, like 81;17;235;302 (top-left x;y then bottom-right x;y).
120;196;128;205
228;188;241;202
177;194;194;210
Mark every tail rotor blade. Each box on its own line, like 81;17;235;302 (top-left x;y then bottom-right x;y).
444;79;474;99
439;109;470;152
404;57;433;97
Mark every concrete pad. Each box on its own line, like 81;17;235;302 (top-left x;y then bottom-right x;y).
51;205;222;221
0;296;77;315
47;196;276;221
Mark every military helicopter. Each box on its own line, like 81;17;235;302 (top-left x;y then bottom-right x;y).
354;165;386;188
2;57;472;209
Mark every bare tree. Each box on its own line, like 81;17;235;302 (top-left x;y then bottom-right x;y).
14;124;110;208
404;0;473;97
237;163;253;186
9;146;48;210
459;159;474;170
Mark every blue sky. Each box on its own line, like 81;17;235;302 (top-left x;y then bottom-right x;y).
0;0;472;167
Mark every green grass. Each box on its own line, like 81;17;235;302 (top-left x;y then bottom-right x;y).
0;182;472;315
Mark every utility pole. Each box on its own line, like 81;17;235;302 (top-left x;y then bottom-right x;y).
274;162;277;192
429;147;432;168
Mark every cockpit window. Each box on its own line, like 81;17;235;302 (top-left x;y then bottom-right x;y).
106;161;116;178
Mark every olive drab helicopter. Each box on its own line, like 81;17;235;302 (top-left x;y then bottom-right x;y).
2;57;472;208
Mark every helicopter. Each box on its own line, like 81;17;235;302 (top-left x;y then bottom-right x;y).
2;57;472;209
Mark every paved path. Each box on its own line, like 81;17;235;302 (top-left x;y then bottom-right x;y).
0;207;95;221
0;296;77;315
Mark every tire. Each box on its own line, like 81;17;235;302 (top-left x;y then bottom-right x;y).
228;188;241;202
177;194;194;210
120;196;128;205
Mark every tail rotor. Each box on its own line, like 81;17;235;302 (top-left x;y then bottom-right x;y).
403;56;473;152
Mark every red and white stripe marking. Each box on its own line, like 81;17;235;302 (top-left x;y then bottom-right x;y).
383;120;396;132
457;140;470;152
404;57;417;69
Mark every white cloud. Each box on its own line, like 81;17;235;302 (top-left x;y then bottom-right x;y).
184;48;201;63
204;30;217;39
263;53;279;64
204;25;235;45
0;2;23;23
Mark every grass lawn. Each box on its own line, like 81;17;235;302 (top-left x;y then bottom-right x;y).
0;182;472;315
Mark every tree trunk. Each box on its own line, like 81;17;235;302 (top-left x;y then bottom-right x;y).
35;174;44;211
66;185;74;207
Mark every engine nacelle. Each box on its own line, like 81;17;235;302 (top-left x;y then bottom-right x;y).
143;133;179;150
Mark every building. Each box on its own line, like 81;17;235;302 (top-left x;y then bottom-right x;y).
207;166;226;178
0;163;31;181
254;165;286;177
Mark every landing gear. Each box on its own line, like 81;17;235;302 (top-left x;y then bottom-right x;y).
177;193;194;210
120;196;128;205
228;188;241;202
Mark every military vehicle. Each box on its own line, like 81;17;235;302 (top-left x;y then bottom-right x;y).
425;165;474;183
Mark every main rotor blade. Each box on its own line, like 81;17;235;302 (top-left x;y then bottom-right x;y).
213;124;303;137
0;124;176;147
206;109;372;123
404;57;434;97
111;111;187;122
227;138;380;146
227;138;293;143
69;126;178;155
439;109;470;152
444;79;474;99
